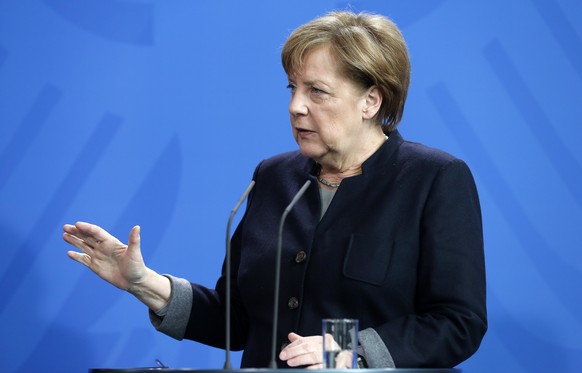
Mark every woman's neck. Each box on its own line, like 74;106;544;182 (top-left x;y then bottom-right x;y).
317;130;387;186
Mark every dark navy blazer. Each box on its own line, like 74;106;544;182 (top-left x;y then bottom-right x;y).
184;130;487;368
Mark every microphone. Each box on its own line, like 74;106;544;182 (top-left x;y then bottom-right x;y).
224;180;255;370
269;179;312;369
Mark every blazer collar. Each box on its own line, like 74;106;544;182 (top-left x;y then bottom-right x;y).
304;129;404;176
361;129;403;174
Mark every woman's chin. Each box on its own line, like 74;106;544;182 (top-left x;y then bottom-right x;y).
297;145;325;161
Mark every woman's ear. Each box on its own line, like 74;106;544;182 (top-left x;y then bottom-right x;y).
362;86;382;120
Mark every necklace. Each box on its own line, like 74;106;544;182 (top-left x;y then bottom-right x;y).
317;176;341;188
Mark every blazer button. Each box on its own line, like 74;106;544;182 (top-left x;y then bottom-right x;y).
295;250;307;263
288;297;299;310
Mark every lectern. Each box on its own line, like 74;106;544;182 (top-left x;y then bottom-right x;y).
89;369;461;373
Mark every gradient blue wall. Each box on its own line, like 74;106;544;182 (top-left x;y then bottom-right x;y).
1;1;581;372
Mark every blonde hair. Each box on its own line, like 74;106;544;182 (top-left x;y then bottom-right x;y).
282;11;411;131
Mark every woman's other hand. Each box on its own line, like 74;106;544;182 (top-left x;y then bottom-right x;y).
279;332;325;369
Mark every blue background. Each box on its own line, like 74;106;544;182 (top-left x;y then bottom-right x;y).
1;1;581;372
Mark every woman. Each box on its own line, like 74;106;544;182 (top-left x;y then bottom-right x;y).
63;11;486;368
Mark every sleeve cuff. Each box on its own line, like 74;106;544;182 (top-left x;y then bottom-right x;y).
358;327;396;368
148;274;193;340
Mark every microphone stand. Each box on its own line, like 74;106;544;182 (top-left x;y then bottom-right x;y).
269;180;312;369
224;180;255;369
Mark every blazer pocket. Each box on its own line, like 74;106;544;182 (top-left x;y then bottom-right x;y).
343;234;392;285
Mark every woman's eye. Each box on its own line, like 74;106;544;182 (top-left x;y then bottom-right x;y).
311;87;325;95
286;84;296;92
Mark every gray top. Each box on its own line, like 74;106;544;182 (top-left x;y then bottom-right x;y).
319;187;336;220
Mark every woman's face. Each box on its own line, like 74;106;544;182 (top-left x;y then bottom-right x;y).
287;46;373;168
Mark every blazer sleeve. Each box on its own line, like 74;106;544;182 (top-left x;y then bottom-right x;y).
377;158;487;367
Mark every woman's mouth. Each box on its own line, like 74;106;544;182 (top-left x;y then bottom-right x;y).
297;128;315;138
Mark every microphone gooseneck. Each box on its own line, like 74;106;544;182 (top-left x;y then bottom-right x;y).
224;180;255;370
269;179;312;369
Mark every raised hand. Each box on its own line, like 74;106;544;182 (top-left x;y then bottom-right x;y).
63;222;147;291
63;222;171;311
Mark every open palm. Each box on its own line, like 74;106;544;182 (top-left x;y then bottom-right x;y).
63;222;147;291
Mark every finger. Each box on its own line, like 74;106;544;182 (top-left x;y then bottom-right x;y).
287;332;302;343
280;334;323;367
67;250;92;267
63;224;85;241
285;350;321;367
282;334;322;354
295;335;324;349
63;223;78;234
336;350;355;368
282;332;311;350
280;333;303;357
74;221;117;246
306;363;324;370
324;333;340;350
64;222;97;244
63;232;94;255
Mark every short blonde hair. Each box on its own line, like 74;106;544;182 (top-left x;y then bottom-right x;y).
282;11;411;131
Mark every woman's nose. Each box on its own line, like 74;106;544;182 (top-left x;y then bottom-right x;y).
289;93;308;116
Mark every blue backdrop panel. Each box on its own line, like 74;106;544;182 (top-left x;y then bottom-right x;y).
0;1;580;372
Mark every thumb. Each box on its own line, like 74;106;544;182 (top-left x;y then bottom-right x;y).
127;225;141;253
